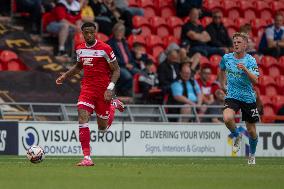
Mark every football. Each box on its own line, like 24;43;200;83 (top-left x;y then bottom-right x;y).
26;145;45;163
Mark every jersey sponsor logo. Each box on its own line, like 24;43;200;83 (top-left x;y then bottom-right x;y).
82;58;94;66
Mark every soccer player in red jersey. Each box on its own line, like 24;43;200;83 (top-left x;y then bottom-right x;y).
56;22;124;166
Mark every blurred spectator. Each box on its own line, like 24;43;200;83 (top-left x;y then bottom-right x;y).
47;0;82;56
108;23;140;96
158;49;180;95
131;42;148;70
15;0;43;34
181;8;225;57
197;66;214;105
170;63;202;122
114;0;144;16
259;12;284;57
203;88;225;123
159;43;187;64
89;0;136;36
80;0;95;23
138;60;162;104
239;24;256;55
206;10;232;53
176;0;203;18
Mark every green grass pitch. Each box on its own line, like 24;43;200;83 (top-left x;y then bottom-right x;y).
0;156;283;189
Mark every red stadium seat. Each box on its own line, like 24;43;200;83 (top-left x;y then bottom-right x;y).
0;62;5;71
201;17;212;28
132;16;150;28
154;0;173;15
152;46;164;59
279;56;284;65
251;19;268;36
238;1;256;19
128;0;139;7
275;75;284;95
270;1;284;12
145;35;163;54
258;75;276;94
243;9;257;21
235;18;250;31
163;35;180;48
272;95;284;113
264;84;278;97
166;17;183;32
127;35;146;48
148;17;169;37
260;55;278;69
259;9;273;21
138;0;154;8
41;12;53;33
263;105;275;116
253;1;271;14
7;60;22;71
222;17;235;29
221;1;240;19
203;0;222;11
227;27;236;37
133;73;142;99
0;50;18;63
143;7;156;17
173;26;182;40
74;32;84;46
96;32;109;42
160;7;175;18
259;95;273;106
258;66;266;76
268;65;282;79
209;54;222;74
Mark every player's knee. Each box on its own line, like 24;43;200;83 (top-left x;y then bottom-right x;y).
78;116;88;124
98;125;107;132
60;22;69;30
223;114;234;125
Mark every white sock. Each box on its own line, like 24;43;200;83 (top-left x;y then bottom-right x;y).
84;156;91;160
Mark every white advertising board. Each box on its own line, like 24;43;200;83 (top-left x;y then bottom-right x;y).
19;122;124;156
18;122;284;157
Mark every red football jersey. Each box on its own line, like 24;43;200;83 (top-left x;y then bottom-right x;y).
75;40;116;93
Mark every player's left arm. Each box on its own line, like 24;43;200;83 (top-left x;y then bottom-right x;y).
237;61;259;85
104;60;120;101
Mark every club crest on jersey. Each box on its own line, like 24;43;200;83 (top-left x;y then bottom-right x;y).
82;58;93;66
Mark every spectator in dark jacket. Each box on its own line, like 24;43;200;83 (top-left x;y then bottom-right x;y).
181;8;225;57
158;49;180;95
108;23;140;96
131;42;149;70
206;10;232;53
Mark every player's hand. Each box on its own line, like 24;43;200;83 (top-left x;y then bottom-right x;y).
237;63;248;72
104;89;113;101
56;73;67;85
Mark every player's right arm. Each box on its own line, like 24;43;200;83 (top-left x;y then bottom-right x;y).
219;57;227;93
56;62;83;85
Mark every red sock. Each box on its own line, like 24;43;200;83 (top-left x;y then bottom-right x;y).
79;125;90;156
107;104;116;129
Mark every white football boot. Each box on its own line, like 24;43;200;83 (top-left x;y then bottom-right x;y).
232;134;242;153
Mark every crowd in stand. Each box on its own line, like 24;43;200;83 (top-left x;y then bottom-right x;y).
4;0;284;123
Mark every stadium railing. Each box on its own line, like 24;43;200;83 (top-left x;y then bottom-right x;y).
0;102;243;122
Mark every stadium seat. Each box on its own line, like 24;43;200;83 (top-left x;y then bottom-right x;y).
127;35;146;48
201;17;212;28
253;1;271;15
264;84;278;97
203;0;223;11
251;19;268;36
128;0;139;7
199;56;210;66
258;75;276;94
268;65;282;78
263;105;275;116
222;17;235;29
259;9;273;21
143;7;156;18
235;18;250;31
148;17;169;37
0;62;5;71
279;56;284;65
238;0;256;19
172;26;182;40
152;46;165;60
96;32;109;42
154;0;173;16
270;1;284;12
166;17;183;32
259;95;273;106
74;32;84;46
221;1;240;19
11;0;30;17
160;7;175;18
144;35;164;54
133;73;142;99
209;54;222;74
260;55;278;69
132;16;150;28
0;50;18;63
258;66;265;76
162;35;180;48
7;60;22;71
275;75;284;95
272;95;284;113
41;12;53;34
227;27;236;37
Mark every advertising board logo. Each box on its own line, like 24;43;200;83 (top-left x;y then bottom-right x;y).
0;130;7;151
22;127;39;150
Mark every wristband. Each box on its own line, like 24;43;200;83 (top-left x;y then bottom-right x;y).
107;82;115;90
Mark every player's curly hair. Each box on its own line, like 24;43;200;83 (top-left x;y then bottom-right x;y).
232;32;249;43
81;22;96;31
